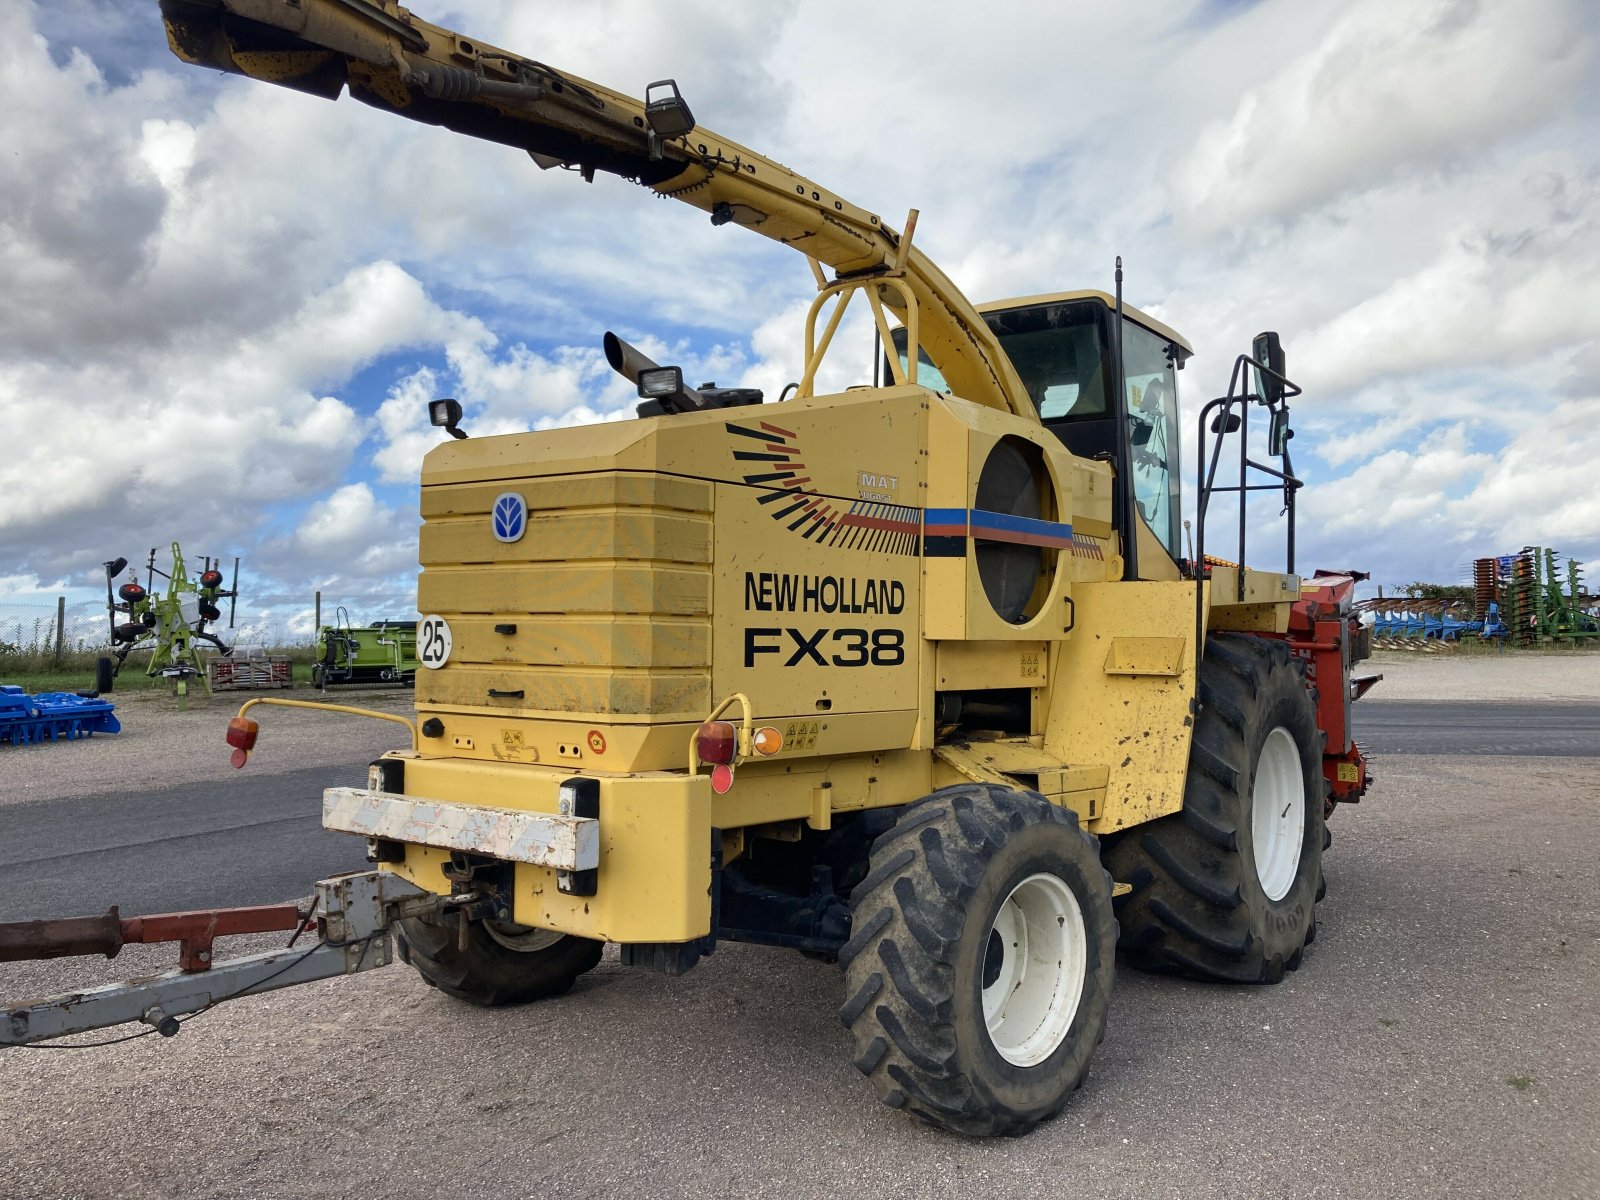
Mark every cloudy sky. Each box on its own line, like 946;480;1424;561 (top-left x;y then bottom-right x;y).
2;0;1597;622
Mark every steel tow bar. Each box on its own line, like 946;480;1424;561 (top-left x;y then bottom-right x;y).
1;871;445;1047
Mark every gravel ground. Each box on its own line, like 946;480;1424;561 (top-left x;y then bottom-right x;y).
1;685;413;808
2;665;1598;1198
1363;648;1600;701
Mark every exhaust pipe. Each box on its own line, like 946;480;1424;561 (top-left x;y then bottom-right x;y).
603;332;707;413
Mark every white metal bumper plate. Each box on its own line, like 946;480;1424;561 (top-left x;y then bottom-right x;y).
322;787;599;871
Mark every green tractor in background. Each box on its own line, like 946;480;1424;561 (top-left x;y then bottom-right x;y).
101;543;237;706
313;608;418;690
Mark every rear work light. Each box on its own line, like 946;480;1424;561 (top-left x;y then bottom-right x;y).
695;720;736;765
636;365;685;399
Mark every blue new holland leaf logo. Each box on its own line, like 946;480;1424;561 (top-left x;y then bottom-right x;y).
492;492;527;543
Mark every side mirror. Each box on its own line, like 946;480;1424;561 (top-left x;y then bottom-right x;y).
1269;408;1293;457
1252;331;1285;406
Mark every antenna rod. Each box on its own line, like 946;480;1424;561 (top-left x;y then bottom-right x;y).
1113;256;1139;581
230;557;240;629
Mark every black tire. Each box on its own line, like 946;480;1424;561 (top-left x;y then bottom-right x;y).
95;656;115;694
395;914;603;1006
1104;633;1327;983
839;785;1117;1137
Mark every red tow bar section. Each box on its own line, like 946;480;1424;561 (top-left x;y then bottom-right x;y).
0;900;308;973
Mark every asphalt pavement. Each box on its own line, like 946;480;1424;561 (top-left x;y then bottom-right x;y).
1353;699;1600;757
0;764;369;923
1;702;1597;1199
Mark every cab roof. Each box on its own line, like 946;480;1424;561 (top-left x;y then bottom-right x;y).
977;290;1195;363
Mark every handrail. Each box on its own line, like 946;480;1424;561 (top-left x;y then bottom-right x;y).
1191;354;1304;668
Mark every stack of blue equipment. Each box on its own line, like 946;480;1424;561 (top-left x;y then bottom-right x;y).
0;686;121;746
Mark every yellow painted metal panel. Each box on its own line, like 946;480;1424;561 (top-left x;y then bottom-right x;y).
442;615;709;669
419;510;711;566
709;747;933;830
416;662;709;720
1045;580;1200;835
936;641;1048;690
711;463;923;723
1208;602;1291;633
419;563;710;616
386;759;711;943
1103;636;1187;676
421;472;712;519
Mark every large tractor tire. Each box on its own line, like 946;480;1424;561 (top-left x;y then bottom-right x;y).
395;913;603;1006
840;784;1117;1137
1104;633;1327;983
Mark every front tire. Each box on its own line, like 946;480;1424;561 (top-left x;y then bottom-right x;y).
1104;633;1327;983
839;785;1117;1137
396;914;603;1006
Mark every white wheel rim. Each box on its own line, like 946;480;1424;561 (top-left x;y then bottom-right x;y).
1252;726;1306;902
981;872;1088;1067
482;920;563;952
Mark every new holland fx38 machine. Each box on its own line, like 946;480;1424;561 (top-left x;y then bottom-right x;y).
0;0;1378;1137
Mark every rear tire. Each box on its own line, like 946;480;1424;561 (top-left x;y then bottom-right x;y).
396;914;603;1006
840;785;1117;1136
1104;633;1327;983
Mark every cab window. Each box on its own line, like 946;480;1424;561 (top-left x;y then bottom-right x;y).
1121;321;1182;562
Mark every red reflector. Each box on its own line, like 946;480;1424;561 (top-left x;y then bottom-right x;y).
226;717;258;751
695;720;736;765
710;763;735;794
230;747;249;770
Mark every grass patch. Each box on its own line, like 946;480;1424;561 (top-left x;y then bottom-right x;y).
1507;1075;1534;1091
2;648;318;695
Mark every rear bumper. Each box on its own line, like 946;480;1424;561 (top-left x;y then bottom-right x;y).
335;756;712;944
322;787;600;871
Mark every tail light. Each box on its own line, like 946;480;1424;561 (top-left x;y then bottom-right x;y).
226;717;258;769
752;726;784;756
695;720;736;765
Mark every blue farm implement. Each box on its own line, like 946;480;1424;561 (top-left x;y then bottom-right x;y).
0;687;120;746
1356;598;1487;650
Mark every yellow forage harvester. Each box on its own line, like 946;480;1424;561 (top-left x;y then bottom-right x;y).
138;0;1381;1136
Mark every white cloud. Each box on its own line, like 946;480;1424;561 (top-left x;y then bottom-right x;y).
2;0;1598;608
1172;0;1593;234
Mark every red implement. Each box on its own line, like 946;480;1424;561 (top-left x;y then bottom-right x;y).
0;900;308;973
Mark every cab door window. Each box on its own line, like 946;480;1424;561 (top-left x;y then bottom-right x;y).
1121;321;1182;562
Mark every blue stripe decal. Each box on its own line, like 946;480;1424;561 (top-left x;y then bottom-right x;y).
965;510;1073;539
923;508;968;528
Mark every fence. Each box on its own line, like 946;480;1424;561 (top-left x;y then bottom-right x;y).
0;593;418;669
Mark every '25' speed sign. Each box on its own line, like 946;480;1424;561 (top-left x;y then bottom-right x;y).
418;615;452;669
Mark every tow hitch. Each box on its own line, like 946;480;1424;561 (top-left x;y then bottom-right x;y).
0;870;446;1047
